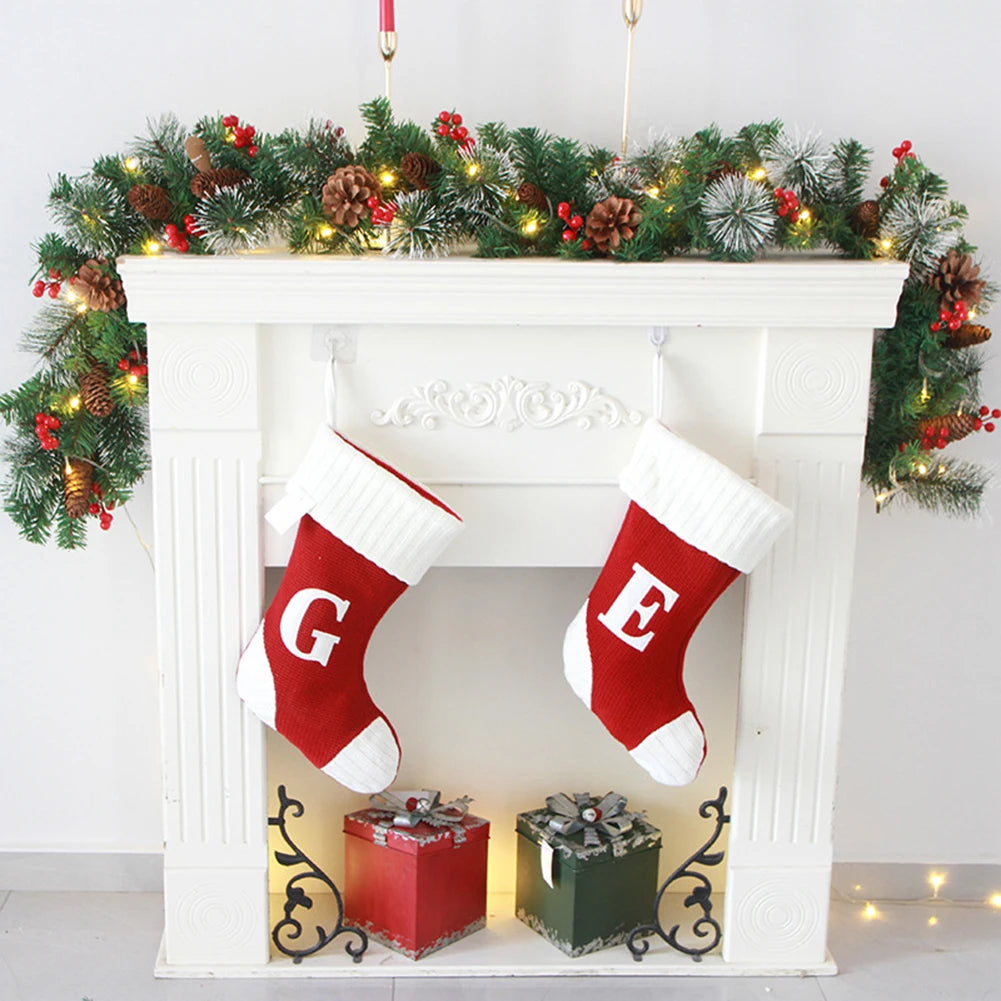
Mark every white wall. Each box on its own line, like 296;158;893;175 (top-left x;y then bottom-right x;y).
1;0;998;867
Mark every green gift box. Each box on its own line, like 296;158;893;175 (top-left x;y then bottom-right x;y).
515;791;661;957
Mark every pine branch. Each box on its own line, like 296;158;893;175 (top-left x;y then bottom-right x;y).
384;191;457;258
194;185;280;252
830;138;872;207
49;174;142;257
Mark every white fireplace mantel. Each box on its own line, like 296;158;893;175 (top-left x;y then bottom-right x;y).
119;253;908;978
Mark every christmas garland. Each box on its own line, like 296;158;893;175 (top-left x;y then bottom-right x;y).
1;99;995;548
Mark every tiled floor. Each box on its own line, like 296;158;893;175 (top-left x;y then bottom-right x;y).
1;891;999;1000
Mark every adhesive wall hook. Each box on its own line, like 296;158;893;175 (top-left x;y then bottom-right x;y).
311;325;358;431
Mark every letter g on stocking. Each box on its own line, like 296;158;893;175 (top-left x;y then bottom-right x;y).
279;588;351;667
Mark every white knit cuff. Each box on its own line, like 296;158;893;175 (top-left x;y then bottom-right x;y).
619;420;791;574
280;424;463;585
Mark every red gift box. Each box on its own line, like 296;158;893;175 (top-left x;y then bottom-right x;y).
344;800;489;959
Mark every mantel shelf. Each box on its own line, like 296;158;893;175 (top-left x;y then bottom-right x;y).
119;254;908;329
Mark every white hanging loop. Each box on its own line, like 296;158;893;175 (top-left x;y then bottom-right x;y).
317;326;356;430
324;345;338;430
649;326;667;425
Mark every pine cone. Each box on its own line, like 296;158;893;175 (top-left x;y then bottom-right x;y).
929;250;986;309
584;196;642;254
849;200;880;239
321;166;381;227
190;167;249;198
400;153;440;191
73;258;125;313
706;162;739;185
64;458;94;519
516;182;548;213
944;322;992;350
80;364;114;418
127;184;173;221
918;412;978;443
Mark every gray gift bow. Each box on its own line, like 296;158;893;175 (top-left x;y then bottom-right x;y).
369;789;472;831
545;791;639;848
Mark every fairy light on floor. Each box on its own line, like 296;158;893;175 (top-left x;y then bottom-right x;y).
862;902;878;920
929;873;945;898
989;893;1001;909
927;915;938;927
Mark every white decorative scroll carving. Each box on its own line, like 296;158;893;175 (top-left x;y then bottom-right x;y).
370;376;644;432
768;340;863;429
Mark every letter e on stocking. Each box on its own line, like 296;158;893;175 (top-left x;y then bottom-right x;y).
280;588;350;667
596;562;678;651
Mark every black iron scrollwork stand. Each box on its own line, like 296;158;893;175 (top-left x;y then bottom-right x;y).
627;786;730;962
269;784;368;964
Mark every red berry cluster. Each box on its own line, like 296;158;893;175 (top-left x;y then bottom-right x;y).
892;140;916;165
918;425;954;451
34;412;60;451
435;110;474;150
880;140;916;188
117;349;148;380
88;481;114;531
163;223;190;254
930;300;969;333
976;405;1000;434
366;195;396;226
183;214;204;239
774;188;802;222
556;202;591;248
223;115;258;157
32;268;63;299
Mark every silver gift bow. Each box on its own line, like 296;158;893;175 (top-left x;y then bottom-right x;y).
544;791;640;848
369;789;472;833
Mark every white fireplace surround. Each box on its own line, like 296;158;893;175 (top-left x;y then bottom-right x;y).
120;254;908;978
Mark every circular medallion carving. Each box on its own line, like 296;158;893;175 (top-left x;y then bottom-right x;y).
159;338;252;422
770;341;861;427
176;882;259;950
732;879;822;955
